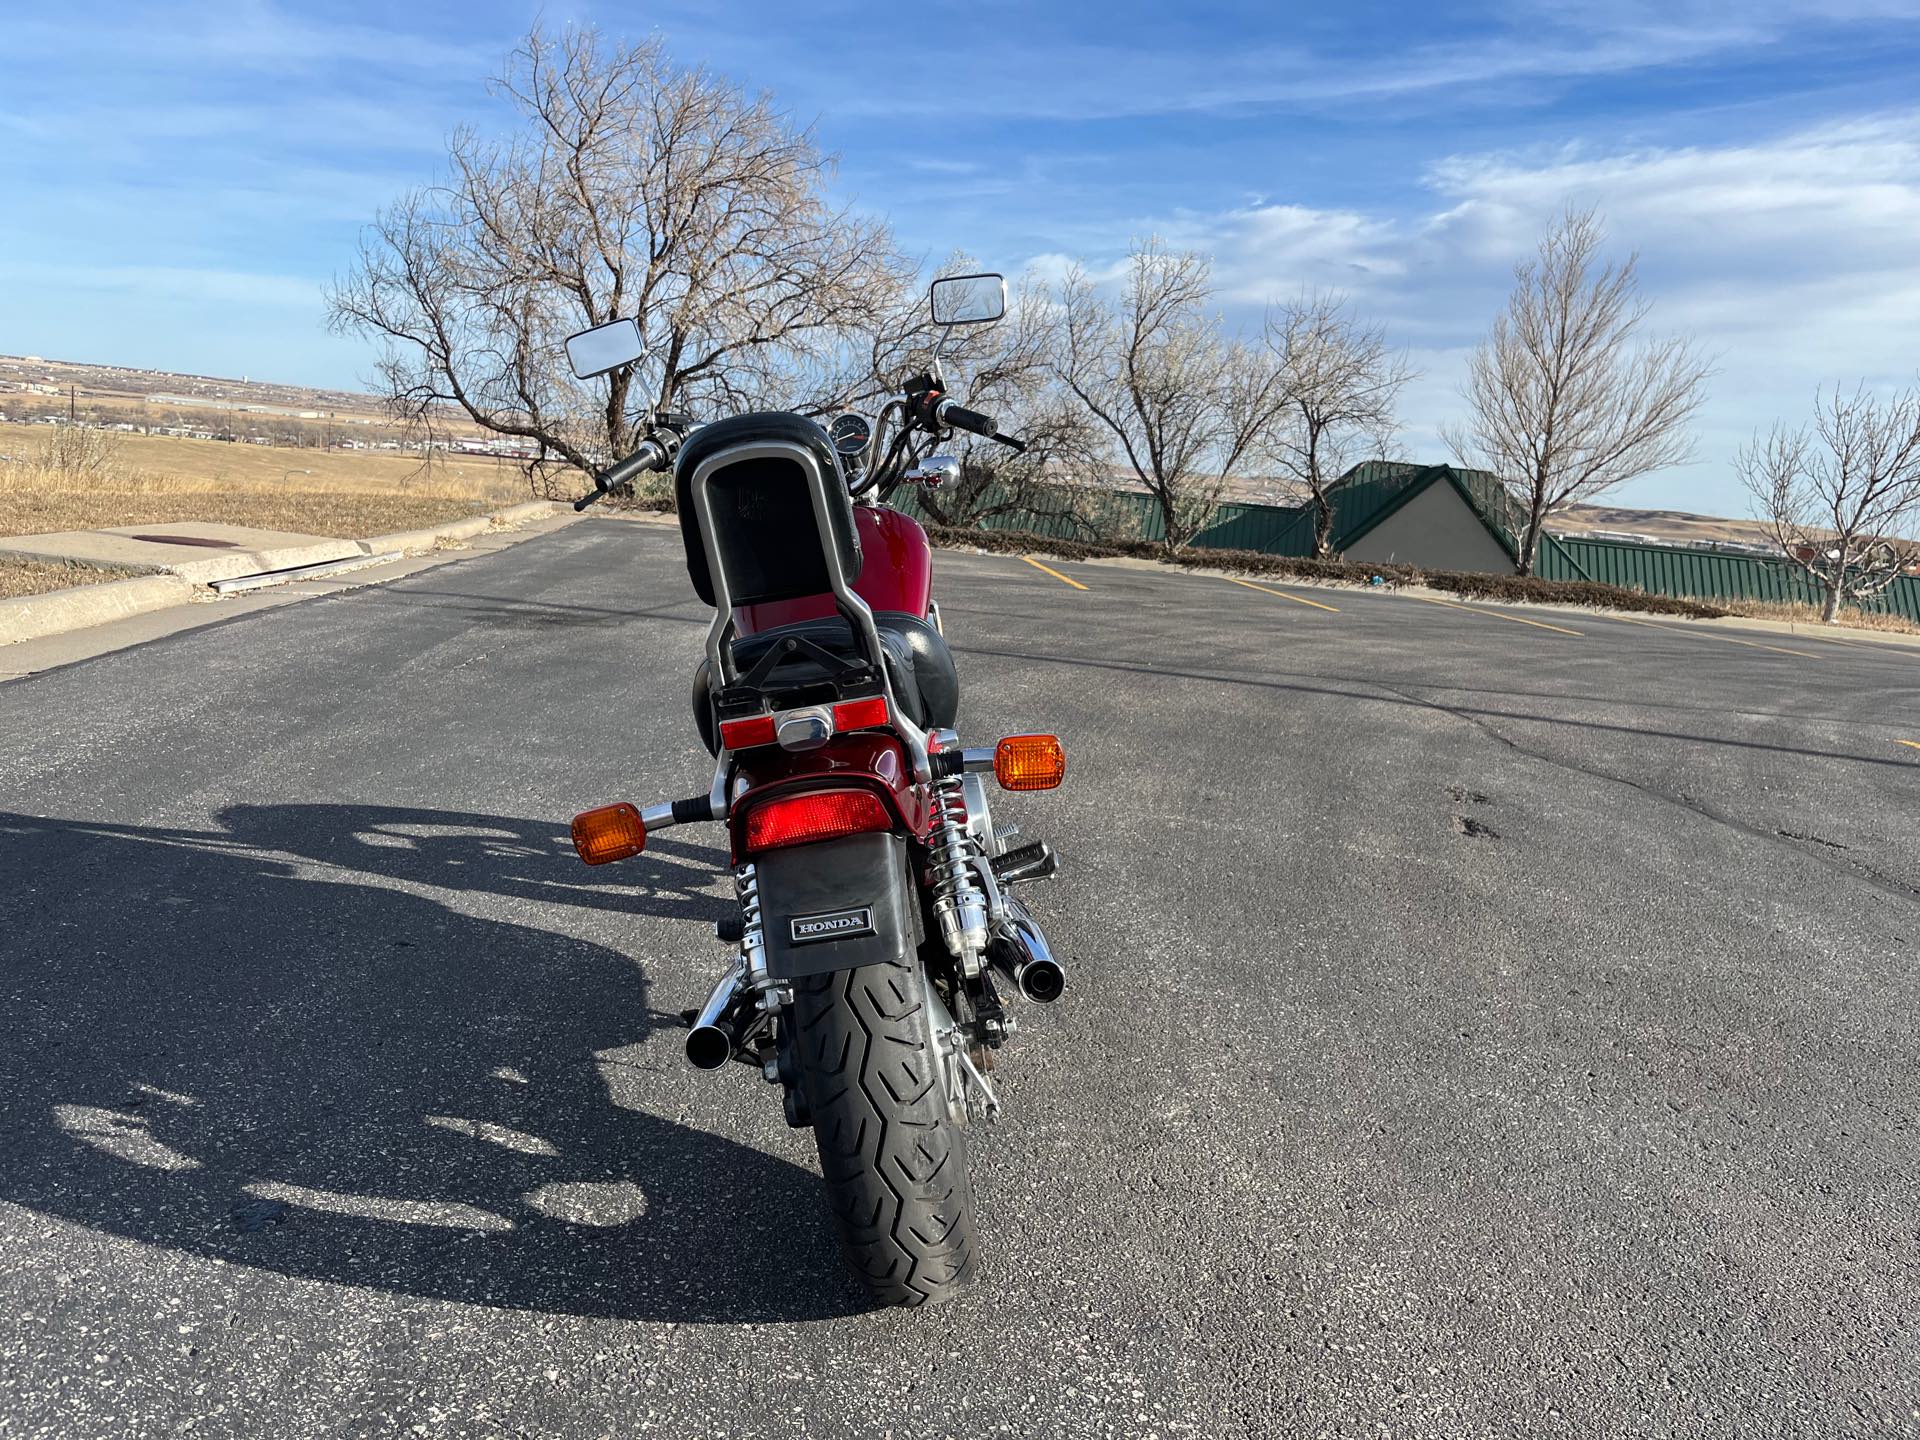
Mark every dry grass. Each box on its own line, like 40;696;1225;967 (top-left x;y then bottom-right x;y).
0;555;148;600
0;422;526;540
1715;597;1920;636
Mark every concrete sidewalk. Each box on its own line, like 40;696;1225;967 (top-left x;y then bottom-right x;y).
0;500;567;650
1;521;366;584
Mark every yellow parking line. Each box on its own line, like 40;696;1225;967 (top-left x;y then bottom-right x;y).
1020;556;1088;591
1223;575;1340;613
1602;611;1821;660
1407;592;1582;637
1899;740;1920;752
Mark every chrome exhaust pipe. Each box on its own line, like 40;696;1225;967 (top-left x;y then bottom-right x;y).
991;906;1065;1004
685;961;752;1070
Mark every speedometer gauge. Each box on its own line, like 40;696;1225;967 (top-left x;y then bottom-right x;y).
828;412;872;459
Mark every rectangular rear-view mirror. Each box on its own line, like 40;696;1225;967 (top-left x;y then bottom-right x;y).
930;273;1006;327
565;318;646;379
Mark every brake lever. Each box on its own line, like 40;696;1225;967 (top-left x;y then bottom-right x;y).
573;488;609;512
992;431;1028;454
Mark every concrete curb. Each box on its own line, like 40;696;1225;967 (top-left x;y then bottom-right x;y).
1699;614;1920;652
0;531;365;584
0;574;199;645
171;539;366;584
1;500;576;648
360;516;493;554
361;500;564;556
587;508;679;528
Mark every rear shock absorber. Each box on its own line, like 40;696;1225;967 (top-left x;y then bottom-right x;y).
929;772;989;977
734;862;783;1010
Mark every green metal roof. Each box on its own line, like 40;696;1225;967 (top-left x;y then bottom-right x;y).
1299;460;1587;576
1336;463;1510;555
902;454;1589;575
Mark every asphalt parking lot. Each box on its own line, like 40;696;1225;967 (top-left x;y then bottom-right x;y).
2;517;1916;1438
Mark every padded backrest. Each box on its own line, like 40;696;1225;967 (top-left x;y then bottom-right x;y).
674;412;862;608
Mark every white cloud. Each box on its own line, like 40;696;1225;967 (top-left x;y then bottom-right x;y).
1039;111;1920;512
1422;115;1920;267
1156;205;1406;301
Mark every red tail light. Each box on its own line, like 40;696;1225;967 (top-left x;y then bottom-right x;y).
742;788;892;855
722;697;890;752
831;696;890;731
719;714;777;750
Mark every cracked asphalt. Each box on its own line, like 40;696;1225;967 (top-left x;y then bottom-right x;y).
1;516;1917;1438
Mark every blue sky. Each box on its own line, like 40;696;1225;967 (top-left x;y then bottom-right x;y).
4;1;1920;514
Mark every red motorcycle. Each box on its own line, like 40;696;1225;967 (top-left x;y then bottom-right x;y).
561;274;1067;1306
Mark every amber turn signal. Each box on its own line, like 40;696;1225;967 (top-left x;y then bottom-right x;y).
571;802;647;865
993;734;1066;791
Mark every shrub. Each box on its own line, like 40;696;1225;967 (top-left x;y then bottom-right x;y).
33;423;125;483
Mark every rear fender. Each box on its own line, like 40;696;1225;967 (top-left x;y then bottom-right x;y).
755;832;918;980
729;733;929;858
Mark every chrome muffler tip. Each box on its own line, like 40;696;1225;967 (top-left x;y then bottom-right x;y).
685;959;751;1070
992;909;1066;1004
685;1023;736;1071
1017;956;1064;1004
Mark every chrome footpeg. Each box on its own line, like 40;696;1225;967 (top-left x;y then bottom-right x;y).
990;840;1057;888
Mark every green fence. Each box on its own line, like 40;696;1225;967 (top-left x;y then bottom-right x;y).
897;482;1163;543
1538;534;1920;621
899;482;1337;555
902;470;1920;624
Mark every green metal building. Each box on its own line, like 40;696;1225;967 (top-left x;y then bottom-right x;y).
899;460;1920;622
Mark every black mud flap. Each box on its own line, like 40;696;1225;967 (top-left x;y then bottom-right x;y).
756;832;917;980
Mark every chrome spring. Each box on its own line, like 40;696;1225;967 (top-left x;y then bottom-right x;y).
929;775;989;975
934;774;968;837
734;863;776;1005
930;777;972;898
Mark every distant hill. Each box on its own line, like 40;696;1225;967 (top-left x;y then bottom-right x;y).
0;353;391;423
3;355;1782;552
1548;502;1776;550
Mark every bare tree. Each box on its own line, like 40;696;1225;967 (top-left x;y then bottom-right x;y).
1048;241;1287;553
1265;292;1415;558
328;25;911;492
1443;207;1711;575
905;275;1104;534
1738;383;1920;622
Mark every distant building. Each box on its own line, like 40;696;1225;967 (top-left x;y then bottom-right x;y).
1194;461;1533;574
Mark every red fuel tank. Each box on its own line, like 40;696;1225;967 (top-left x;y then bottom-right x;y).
737;504;933;633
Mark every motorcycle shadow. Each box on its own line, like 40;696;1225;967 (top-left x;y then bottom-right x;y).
0;805;872;1324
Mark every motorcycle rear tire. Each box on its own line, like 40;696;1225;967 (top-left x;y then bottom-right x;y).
788;957;978;1305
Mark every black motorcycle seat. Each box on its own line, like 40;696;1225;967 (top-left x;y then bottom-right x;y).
691;611;959;754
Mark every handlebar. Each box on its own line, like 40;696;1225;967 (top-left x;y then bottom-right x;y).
936;399;997;438
578;395;1024;511
933;398;1028;455
574;436;670;511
